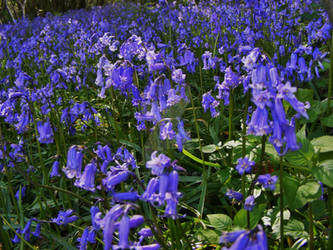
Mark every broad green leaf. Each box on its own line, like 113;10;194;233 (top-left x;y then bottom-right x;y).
311;136;333;153
283;175;299;209
222;140;242;149
312;160;333;188
285;137;314;167
233;209;247;228
264;143;280;164
296;125;306;139
285;220;309;239
202;144;218;153
272;210;291;239
312;200;328;220
322;113;333;127
293;181;321;209
296;88;314;105
207;214;232;231
196;229;220;244
233;204;266;229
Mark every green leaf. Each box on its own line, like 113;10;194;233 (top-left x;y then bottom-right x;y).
207;214;232;231
285;137;314;167
311;136;333;153
272;210;291;239
296;88;314;105
285;220;309;239
312;200;328;220
322;113;333;127
202;144;218;153
265;143;280;164
119;139;142;153
42;230;77;250
233;204;266;229
312;160;333;188
293;181;321;209
296;125;306;139
195;229;220;244
283;175;300;209
233;209;248;228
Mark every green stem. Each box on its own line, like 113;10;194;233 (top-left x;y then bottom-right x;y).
228;90;234;141
328;30;333;114
242;91;250;157
309;203;314;250
259;135;267;172
35;183;92;205
182;148;221;168
149;206;169;250
282;162;311;173
242;91;250;228
279;156;284;250
328;188;333;249
188;86;207;216
176;219;192;248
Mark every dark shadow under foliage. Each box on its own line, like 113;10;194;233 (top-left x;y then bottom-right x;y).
0;0;107;24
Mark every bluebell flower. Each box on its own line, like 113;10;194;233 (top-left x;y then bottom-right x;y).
52;209;78;225
235;157;255;175
257;174;278;191
22;219;33;241
32;223;41;238
223;66;240;88
138;227;153;239
242;48;260;70
75;162;97;192
15;186;26;201
77;227;89;250
102;205;124;250
220;225;268;250
247;107;271;136
50;160;61;178
164;193;178;219
288;52;298;70
277;82;309;119
37;119;54;144
114;215;144;230
176;119;190;152
244;195;255;211
141;177;159;203
87;229;96;243
114;215;130;249
146;50;166;72
12;229;22;243
159;173;169;202
123;148;137;169
113;192;139;202
91;206;100;231
102;171;130;191
160;121;176;140
202;51;216;70
226;189;243;201
220;229;246;244
284;122;300;152
171;69;186;84
167;89;182;107
179;49;196;73
146;151;171;176
63;146;83;179
202;91;219;117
